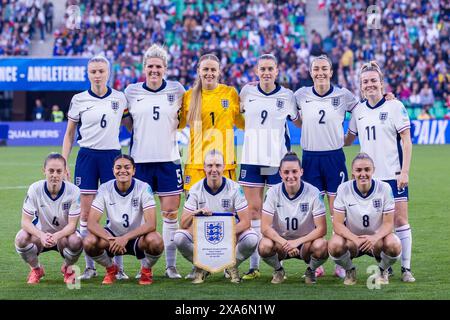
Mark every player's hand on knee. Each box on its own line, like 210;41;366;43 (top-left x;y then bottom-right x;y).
194;208;212;216
287;248;299;257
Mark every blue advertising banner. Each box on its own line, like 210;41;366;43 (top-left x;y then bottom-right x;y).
0;58;90;91
0;120;449;146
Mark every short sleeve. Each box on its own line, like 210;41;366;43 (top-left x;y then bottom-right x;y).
311;192;326;218
393;101;411;133
68;187;81;217
382;184;395;214
233;185;248;212
184;189;198;213
231;87;245;129
293;88;303;112
67;95;80;122
239;85;250;113
262;188;276;216
348;112;358;135
91;185;106;214
141;183;156;210
22;185;37;217
333;185;346;214
287;92;299;121
343;88;359;112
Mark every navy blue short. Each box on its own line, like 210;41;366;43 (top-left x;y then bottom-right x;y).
383;179;409;202
302;149;348;196
135;161;183;196
41;245;65;258
238;164;281;187
74;147;121;194
104;227;145;259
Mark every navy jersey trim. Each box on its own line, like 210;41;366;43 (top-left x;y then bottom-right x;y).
44;181;66;201
203;177;226;196
397;133;403;170
312;85;334;97
88;87;112;99
352;179;376;199
142;79;167;93
257;83;281;96
114;178;136;197
282;181;305;201
366;97;386;109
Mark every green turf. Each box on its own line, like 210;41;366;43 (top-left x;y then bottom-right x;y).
0;145;449;300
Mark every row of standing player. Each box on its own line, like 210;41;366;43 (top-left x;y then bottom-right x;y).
57;45;413;282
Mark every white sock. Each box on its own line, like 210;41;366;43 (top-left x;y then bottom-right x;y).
330;250;354;271
114;255;124;271
309;256;327;271
143;252;162;269
16;243;39;268
395;224;412;269
79;220;95;269
235;231;258;267
249;220;261;270
91;250;113;268
163;218;179;268
262;253;282;270
63;247;82;266
173;230;193;263
379;251;401;270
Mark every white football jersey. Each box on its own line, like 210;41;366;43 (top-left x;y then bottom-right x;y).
240;84;299;167
184;177;248;214
125;80;185;163
22;180;80;233
334;179;395;235
348;98;410;180
91;178;156;236
294;86;358;151
67;87;128;150
262;181;326;239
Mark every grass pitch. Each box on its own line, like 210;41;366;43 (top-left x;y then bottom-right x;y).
0;145;449;300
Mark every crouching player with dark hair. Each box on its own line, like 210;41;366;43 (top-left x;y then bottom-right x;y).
259;152;329;284
15;153;82;284
83;154;164;285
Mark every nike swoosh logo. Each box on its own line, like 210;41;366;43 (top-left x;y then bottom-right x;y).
199;202;206;205
86;106;95;110
305;100;312;103
249;99;256;102
397;189;406;195
40;204;46;207
358;117;364;120
349;203;357;207
109;203;116;205
137;98;145;102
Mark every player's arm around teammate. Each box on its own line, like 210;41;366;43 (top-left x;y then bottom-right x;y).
258;152;328;285
344;61;414;282
174;150;258;284
15;153;83;284
83;155;163;285
328;153;402;286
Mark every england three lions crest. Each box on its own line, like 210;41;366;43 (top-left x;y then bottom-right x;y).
332;97;340;109
167;94;175;105
111;100;119;112
276;99;284;110
205;221;224;244
221;99;229;109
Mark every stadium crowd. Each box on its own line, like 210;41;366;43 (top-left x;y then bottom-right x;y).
1;0;448;119
0;0;54;56
326;0;449;118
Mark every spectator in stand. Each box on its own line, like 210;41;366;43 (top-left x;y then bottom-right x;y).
43;0;54;34
33;99;45;121
409;82;422;109
417;105;435;120
51;105;64;123
419;82;435;109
